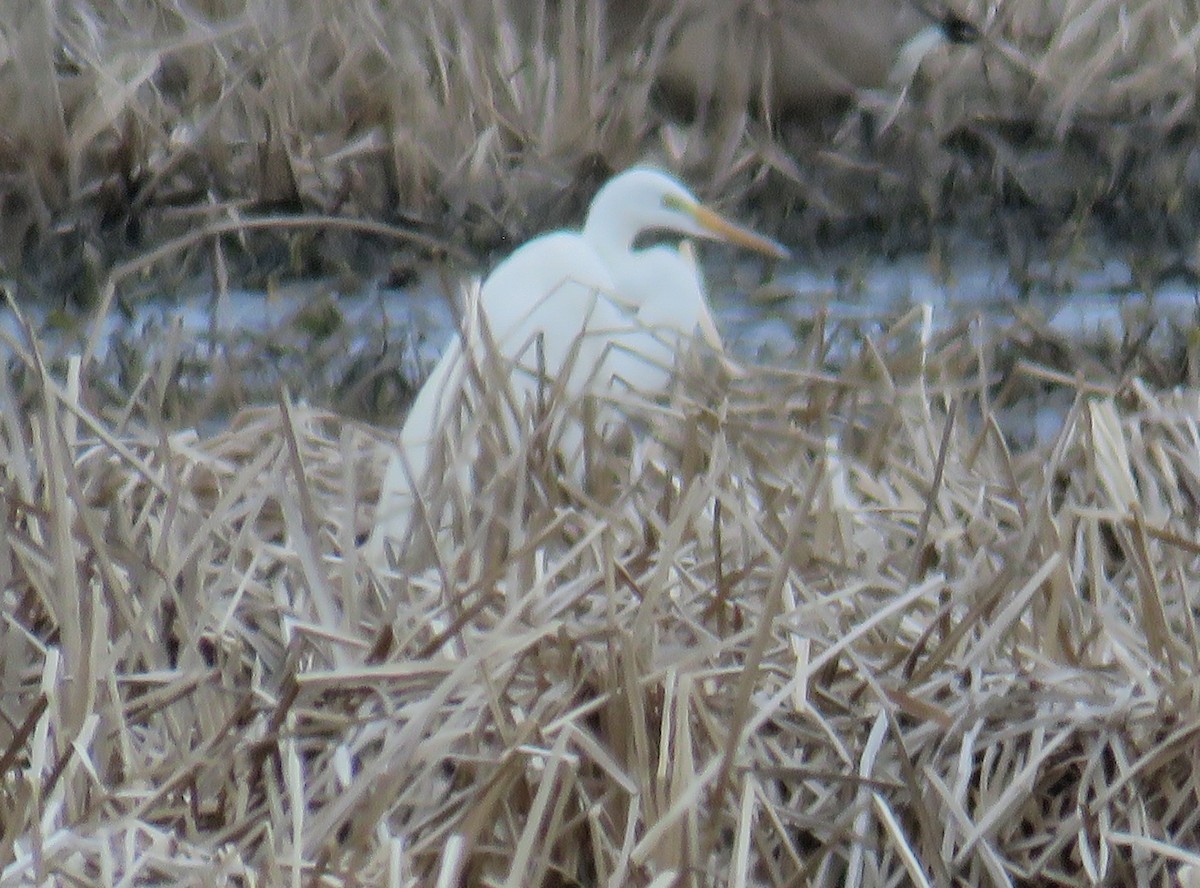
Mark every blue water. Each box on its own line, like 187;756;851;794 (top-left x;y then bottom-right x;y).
4;237;1195;388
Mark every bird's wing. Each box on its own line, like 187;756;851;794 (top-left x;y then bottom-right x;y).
369;238;620;566
365;326;466;568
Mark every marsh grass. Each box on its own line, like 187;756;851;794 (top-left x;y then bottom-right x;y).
5;1;1200;884
5;0;1200;299
1;0;677;298
3;295;1200;885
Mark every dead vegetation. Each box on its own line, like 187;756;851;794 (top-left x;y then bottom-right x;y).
3;0;1200;298
3;298;1200;886
4;2;1200;885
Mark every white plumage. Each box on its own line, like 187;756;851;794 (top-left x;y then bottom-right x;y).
366;167;787;566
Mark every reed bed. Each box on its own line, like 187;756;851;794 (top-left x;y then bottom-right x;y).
2;299;1199;887
5;0;1200;298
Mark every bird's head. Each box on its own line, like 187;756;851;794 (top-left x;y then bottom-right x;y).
584;167;790;261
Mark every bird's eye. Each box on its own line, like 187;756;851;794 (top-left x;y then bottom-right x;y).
662;194;687;212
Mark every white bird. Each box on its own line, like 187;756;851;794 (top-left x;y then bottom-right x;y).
366;167;787;566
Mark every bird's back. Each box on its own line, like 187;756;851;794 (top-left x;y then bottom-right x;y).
476;233;617;361
368;232;627;566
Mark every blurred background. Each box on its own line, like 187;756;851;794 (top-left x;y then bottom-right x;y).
4;0;1199;294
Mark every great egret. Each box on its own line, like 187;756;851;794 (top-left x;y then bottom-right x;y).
366;167;787;566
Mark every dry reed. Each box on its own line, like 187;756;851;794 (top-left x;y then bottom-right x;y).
4;0;1200;297
4;1;1200;883
2;296;1199;886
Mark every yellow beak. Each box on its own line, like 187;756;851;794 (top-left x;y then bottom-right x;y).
690;204;790;260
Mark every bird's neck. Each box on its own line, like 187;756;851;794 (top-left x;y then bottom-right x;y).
582;207;637;269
